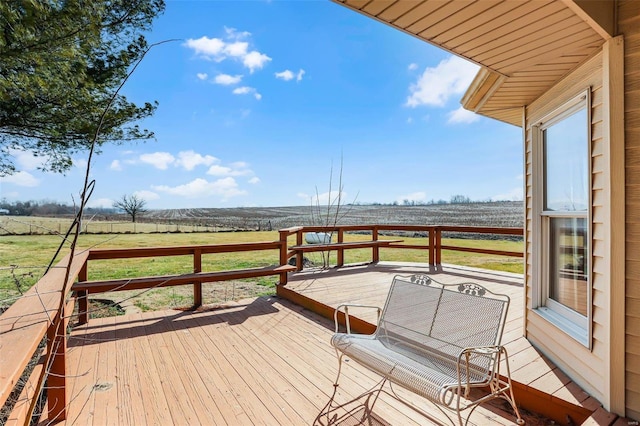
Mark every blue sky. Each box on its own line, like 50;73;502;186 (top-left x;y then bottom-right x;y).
1;0;523;209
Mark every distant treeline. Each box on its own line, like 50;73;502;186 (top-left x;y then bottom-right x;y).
355;195;497;206
0;199;115;216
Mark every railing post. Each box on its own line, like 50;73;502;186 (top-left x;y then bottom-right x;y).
193;248;202;308
296;230;303;271
435;227;442;265
47;312;67;421
428;227;435;266
372;226;380;263
279;230;290;284
337;228;345;267
78;261;89;325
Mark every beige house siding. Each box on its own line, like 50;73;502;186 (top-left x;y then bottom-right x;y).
524;52;606;401
621;0;640;420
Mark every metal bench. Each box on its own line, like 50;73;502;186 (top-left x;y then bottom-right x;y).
321;274;524;425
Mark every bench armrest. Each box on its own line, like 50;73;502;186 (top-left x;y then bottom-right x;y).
334;303;381;334
456;345;508;397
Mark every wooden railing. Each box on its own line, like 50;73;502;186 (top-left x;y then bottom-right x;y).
0;225;522;423
280;224;523;270
0;240;291;424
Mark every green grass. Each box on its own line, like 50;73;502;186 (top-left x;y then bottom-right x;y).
0;231;523;311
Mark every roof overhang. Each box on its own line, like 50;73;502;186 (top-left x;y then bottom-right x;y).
332;0;614;126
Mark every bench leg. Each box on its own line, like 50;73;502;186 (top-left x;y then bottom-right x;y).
315;352;388;426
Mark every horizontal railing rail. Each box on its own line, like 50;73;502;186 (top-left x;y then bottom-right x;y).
282;224;523;269
0;224;523;424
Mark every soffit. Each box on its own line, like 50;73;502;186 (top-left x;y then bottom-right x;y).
333;0;608;126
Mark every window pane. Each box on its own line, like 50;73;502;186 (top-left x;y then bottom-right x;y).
548;217;588;316
543;108;588;211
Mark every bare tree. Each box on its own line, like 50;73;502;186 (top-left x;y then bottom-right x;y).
113;194;147;223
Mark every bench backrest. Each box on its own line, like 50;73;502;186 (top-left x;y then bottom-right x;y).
376;274;510;375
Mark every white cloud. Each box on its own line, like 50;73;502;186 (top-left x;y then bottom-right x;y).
184;36;226;58
73;158;88;169
185;31;270;73
406;56;479;108
176;150;218;171
275;69;305;82
152;177;246;199
214;73;242;85
87;198;114;208
224;41;249;57
447;106;480;124
0;171;39;187
248;177;260;184
397;192;427;204
109;160;122;171
243;51;271;73
232;86;261;100
9;149;46;171
196;73;208;81
207;164;251;177
139;152;175;170
133;190;160;201
225;27;251;40
408;63;418;71
275;70;294;81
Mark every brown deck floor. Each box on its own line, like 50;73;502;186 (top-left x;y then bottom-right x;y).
281;262;601;422
52;295;527;425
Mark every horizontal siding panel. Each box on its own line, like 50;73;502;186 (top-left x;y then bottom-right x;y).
625;221;640;242
592;170;605;190
592;185;606;205
628;316;640;339
527;315;604;400
592;138;604;158
628;353;640;375
592;120;604;142
627;299;640;319
619;0;640;19
627;334;640;355
627;279;640;301
626;260;640;278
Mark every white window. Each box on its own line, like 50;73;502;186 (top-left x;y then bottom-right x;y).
533;91;591;347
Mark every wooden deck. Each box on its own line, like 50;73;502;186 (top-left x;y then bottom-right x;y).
51;296;524;426
279;262;601;424
40;262;605;425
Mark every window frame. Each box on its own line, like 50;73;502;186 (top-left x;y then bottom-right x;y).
531;89;592;348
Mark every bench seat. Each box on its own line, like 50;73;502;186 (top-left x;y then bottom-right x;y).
331;333;488;405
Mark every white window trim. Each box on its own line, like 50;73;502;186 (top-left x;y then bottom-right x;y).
531;89;592;349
